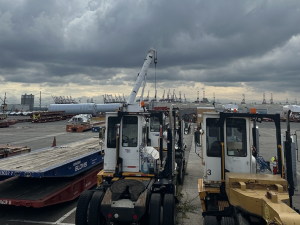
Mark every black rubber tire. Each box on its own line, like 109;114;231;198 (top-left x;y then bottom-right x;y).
204;216;218;225
162;194;175;225
75;190;94;225
149;193;161;225
88;190;105;225
237;214;250;225
221;216;235;225
177;159;184;184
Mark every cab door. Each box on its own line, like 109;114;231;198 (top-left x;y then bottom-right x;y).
203;115;222;182
119;116;140;172
104;114;118;172
224;118;251;173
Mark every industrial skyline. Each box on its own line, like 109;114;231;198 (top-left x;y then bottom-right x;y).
1;90;297;110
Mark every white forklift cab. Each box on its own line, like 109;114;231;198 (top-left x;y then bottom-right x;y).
202;112;253;183
104;111;147;173
197;110;300;225
199;111;282;184
104;106;184;175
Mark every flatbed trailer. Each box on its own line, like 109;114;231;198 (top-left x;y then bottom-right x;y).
0;121;9;128
0;137;103;178
66;123;92;132
0;164;103;208
31;111;65;123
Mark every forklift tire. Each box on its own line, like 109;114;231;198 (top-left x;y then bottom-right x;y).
203;216;218;225
75;190;94;225
162;194;175;225
88;190;105;225
149;193;161;225
221;217;235;225
237;214;250;225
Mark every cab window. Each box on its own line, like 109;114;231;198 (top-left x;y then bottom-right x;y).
226;118;247;157
107;117;118;148
150;116;160;132
206;118;221;157
122;116;138;147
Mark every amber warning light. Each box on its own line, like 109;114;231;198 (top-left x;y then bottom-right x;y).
141;101;145;107
250;108;256;114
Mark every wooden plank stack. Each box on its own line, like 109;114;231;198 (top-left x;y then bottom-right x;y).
0;145;31;159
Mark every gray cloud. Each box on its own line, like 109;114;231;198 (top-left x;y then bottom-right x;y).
0;0;300;104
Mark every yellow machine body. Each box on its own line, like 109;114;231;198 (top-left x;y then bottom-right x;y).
199;172;300;225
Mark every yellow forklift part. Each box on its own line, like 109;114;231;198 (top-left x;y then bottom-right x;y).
226;173;300;225
122;172;155;177
124;177;151;182
97;170;155;186
97;170;114;186
198;179;221;212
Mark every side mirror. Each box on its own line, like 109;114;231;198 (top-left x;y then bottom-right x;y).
194;130;201;147
194;130;202;159
99;127;105;139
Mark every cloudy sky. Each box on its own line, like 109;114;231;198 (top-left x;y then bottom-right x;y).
1;0;300;106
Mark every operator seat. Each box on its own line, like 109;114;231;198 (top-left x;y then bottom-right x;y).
208;141;222;157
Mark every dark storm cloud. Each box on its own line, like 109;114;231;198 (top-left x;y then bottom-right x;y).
0;0;300;98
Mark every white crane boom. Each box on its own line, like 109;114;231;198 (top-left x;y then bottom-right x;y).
127;48;157;104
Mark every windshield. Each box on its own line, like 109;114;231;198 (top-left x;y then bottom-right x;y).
150;116;160;132
226;118;247;157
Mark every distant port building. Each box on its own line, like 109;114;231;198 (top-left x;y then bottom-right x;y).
21;94;34;111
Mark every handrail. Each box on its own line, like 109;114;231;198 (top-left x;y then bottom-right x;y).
221;142;225;182
294;130;300;162
278;145;284;178
201;132;205;165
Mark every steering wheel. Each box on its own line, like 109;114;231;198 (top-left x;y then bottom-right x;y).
122;135;129;142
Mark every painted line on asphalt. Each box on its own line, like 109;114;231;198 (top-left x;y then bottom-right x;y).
55;207;77;224
10;132;67;144
9;219;74;225
259;130;275;137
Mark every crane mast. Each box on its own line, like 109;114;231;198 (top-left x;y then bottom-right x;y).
127;48;157;105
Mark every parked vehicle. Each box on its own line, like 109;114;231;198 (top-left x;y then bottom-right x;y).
197;109;300;224
75;48;186;225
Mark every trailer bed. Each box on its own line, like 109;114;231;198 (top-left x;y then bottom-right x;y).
0;164;102;208
0;138;104;178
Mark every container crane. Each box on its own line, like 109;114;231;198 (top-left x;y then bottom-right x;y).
179;91;182;103
160;90;165;102
0;93;7;117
